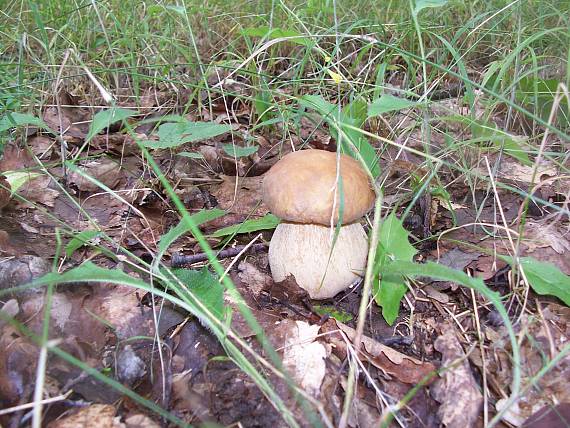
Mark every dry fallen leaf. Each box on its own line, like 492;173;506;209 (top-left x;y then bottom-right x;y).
18;175;60;207
46;404;124;428
493;305;570;426
68;158;123;192
328;320;438;385
0;175;11;209
281;319;328;397
495;158;557;183
210;175;268;217
124;414;161;428
0;325;39;408
237;260;272;297
431;324;483;428
28;135;56;158
522;402;570;428
523;222;570;254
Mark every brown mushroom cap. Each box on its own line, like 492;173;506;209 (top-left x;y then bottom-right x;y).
262;150;375;225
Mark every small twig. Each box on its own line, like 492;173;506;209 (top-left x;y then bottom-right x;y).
171;243;267;267
0;390;73;416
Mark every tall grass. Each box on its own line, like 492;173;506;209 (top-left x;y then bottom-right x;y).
1;0;569;426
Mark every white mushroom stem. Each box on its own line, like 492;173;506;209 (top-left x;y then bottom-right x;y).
268;222;369;299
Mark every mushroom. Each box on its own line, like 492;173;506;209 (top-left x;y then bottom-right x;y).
262;149;375;299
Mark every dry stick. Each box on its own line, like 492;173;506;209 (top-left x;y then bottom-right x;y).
54;49;71;180
0;391;73;416
171;243;267;267
471;288;489;426
338;194;383;428
219;234;263;282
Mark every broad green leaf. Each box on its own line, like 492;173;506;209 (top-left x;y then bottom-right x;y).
313;305;353;322
373;213;418;325
342;98;368;128
368;95;418;117
222;144;259;158
169;267;226;321
158;208;226;254
0;112;51;133
65;230;100;257
141;120;232;149
413;0;449;16
299;95;380;177
3;170;42;194
86;108;137;142
379;214;418;262
209;214;280;238
375;278;407;325
177;151;204;159
504;257;570;306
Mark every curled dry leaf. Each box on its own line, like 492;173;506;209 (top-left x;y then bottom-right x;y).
0;255;50;297
90;133;141;155
431;324;482;428
326;320;437;385
42;106;88;143
0;299;19;329
0;143;33;172
99;284;155;340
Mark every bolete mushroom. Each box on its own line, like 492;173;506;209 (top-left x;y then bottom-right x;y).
262;149;375;299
